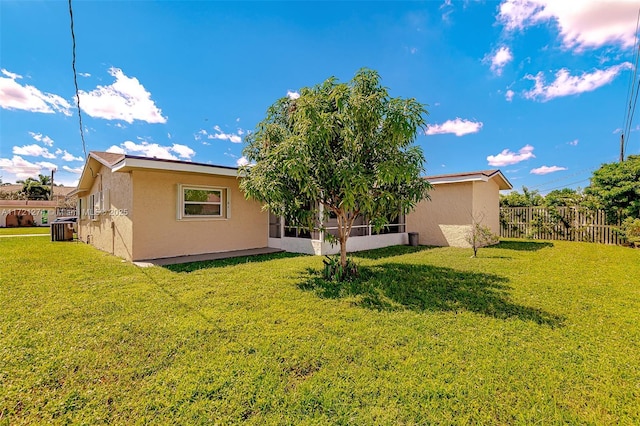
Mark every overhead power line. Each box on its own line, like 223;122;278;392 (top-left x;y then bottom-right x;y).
68;0;87;159
621;8;640;161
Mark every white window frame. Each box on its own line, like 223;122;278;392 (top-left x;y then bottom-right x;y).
88;194;96;220
177;184;230;220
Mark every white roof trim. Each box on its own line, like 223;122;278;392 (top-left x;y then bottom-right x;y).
111;157;238;177
428;175;490;185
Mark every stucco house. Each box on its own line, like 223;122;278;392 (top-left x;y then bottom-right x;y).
407;170;512;247
72;151;511;261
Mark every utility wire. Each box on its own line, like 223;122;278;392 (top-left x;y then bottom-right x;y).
68;0;87;159
622;8;640;159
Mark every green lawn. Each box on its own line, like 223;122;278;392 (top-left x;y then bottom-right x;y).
0;227;49;235
1;238;639;424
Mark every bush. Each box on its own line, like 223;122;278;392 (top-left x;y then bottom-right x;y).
620;217;640;248
466;223;499;257
322;255;359;281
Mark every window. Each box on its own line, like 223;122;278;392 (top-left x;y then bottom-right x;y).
88;194;96;220
87;190;109;220
179;185;229;219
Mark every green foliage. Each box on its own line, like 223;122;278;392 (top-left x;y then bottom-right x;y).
322;255;359;281
543;188;587;207
2;238;640;423
17;174;52;200
500;186;544;207
240;68;432;267
620;217;640;247
466;222;499;257
585;155;640;222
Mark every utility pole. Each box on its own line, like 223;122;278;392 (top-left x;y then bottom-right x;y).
620;133;625;163
50;168;55;201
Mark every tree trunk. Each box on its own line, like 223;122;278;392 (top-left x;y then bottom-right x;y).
339;235;347;268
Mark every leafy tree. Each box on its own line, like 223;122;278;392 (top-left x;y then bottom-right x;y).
543;188;586;207
240;68;431;269
17;174;51;200
585;155;640;222
500;186;544;207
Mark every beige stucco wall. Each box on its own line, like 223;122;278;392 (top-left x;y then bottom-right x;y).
77;164;134;260
472;179;500;235
130;170;267;261
406;181;474;247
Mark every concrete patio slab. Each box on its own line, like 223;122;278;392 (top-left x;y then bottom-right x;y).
134;247;284;267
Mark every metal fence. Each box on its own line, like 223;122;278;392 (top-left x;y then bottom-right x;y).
500;207;622;245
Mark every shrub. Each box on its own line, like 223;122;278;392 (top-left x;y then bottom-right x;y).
466;223;499;257
322;255;358;281
620;217;640;248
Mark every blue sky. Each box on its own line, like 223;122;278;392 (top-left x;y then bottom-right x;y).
1;1;639;192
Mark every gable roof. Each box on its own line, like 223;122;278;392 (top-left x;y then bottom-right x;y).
72;151;239;197
425;169;513;190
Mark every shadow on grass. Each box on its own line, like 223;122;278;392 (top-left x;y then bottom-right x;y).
350;245;436;260
164;252;306;273
490;240;554;251
299;263;563;327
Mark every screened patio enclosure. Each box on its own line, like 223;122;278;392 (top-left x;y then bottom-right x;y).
267;210;408;255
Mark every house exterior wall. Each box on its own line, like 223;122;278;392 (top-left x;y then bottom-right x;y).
77;164;134;260
130;170;267;261
0;201;58;227
472;179;501;235
406;181;474;247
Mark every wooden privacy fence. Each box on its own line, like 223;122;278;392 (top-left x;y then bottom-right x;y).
500;207;622;245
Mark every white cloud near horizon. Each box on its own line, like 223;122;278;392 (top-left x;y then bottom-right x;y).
0;155;57;179
523;63;632;101
78;67;167;124
0;69;72;116
425;118;483;136
530;165;568;175
498;0;640;50
236;156;249;167
13;144;56;159
106;140;195;160
62;165;83;174
487;144;535;166
29;132;54;146
487;46;513;76
286;90;300;100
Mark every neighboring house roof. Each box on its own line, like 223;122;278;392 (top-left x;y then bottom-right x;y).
425;170;513;190
0;200;58;207
72;151;239;196
0;184;76;197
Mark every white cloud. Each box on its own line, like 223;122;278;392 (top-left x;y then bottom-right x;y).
286;90;300;100
568;139;579;146
0;69;72;116
1;69;22;79
13;144;56;159
505;89;515;101
487;46;513;76
79;72;91;77
523;63;632;101
62;165;83;174
106;145;126;154
530;165;568;175
58;149;83;162
236;156;249;167
0;156;57;179
425;118;483;136
78;67;167;124
170;143;195;159
498;0;640;50
106;140;196;160
487;144;535;166
29;131;54;146
205;125;244;143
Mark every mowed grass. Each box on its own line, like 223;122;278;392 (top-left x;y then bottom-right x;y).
0;227;49;236
1;238;639;424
